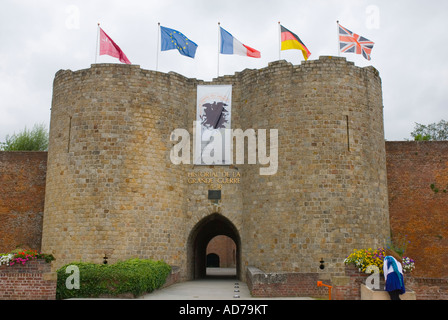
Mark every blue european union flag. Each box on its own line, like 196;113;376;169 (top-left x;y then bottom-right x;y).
160;26;198;58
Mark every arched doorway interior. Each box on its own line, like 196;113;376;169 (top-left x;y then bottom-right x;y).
206;253;220;267
187;213;241;280
206;235;236;268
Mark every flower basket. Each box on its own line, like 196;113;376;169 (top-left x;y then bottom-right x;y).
344;247;415;274
0;249;55;267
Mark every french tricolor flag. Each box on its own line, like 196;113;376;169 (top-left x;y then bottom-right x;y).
220;27;261;58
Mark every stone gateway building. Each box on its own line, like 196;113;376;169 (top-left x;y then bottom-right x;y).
2;56;447;299
41;56;389;281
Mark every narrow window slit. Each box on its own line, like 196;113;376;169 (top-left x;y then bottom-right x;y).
68;116;72;152
346;115;350;152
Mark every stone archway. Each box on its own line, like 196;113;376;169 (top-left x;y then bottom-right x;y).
206;253;220;267
187;213;241;280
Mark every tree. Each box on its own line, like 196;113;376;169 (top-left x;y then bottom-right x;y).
410;120;448;141
0;123;49;151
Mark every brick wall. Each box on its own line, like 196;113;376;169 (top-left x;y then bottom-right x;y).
162;266;181;289
0;151;47;253
406;276;448;300
386;141;448;278
0;260;56;300
333;265;447;300
247;265;447;300
332;265;379;300
206;235;236;268
246;265;369;300
246;267;330;299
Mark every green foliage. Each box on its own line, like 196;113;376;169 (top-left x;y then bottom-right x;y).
0;123;49;151
430;183;447;194
410;120;448;141
56;258;171;299
413;133;431;141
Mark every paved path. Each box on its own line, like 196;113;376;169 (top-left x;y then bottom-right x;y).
139;268;313;300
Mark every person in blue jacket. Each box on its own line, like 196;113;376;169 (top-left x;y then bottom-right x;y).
383;249;406;300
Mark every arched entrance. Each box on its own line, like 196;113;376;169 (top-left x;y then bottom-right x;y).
206;235;236;268
187;213;241;280
206;253;220;267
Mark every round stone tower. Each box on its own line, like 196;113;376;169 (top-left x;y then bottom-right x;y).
42;64;194;270
236;57;389;276
42;56;389;284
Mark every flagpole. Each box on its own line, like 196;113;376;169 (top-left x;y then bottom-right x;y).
156;22;160;71
217;22;220;78
278;21;281;61
336;20;341;57
95;23;100;64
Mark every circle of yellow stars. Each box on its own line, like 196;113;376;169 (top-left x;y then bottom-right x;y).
169;30;189;51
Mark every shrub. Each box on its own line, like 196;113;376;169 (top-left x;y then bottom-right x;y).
56;258;171;299
0;123;48;151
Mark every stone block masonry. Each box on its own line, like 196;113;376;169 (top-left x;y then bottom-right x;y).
42;56;390;286
234;56;389;277
42;64;194;274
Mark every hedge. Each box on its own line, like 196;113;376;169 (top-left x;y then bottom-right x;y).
56;258;171;299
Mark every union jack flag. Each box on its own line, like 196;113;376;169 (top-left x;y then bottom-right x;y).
338;23;375;61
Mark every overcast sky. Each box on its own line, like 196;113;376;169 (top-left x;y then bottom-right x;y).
0;0;447;143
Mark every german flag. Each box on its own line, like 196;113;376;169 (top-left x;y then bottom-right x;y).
280;25;311;61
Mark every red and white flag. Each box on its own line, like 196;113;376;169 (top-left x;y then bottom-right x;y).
99;27;131;64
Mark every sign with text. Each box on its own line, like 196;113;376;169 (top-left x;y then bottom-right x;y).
187;171;241;190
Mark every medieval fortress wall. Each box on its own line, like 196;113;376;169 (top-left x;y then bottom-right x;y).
41;56;389;281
